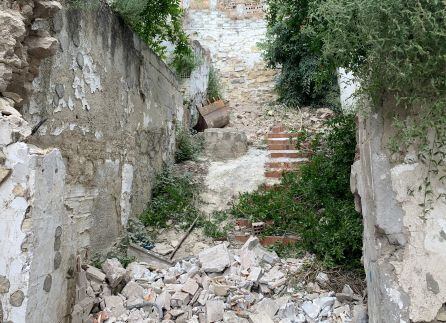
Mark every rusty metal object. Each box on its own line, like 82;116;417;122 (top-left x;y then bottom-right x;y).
196;100;230;131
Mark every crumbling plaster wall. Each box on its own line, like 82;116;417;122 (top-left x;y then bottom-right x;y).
0;1;184;322
183;0;277;108
351;98;446;322
24;3;184;252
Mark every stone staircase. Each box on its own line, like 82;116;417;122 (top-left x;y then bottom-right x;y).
264;124;309;187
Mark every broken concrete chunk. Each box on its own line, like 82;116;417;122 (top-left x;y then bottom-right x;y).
125;262;156;283
121;281;144;300
206;299;224;322
181;278;199;295
85;265;106;282
171;291;190;307
316;272;329;286
223;310;249;323
253;298;279;319
199;243;231;273
342;284;354;296
248;311;274;323
102;258;126;288
301;301;320;319
155;290;171;310
153;242;175;256
104;295;126;318
247;267;262;282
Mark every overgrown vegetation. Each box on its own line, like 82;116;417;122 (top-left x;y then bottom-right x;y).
231;115;362;268
261;0;339;108
206;67;223;102
140;169;200;228
109;0;196;75
317;0;446;214
139;168;231;240
175;127;204;163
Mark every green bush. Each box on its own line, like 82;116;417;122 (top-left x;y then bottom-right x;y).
110;0;194;74
207;67;223;102
261;0;339;108
175;128;203;163
140;169;199;228
232;114;362;268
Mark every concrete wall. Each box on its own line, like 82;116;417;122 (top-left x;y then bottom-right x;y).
351;97;446;322
183;0;277;107
0;1;183;322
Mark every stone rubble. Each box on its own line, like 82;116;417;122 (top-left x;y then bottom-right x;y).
75;236;367;323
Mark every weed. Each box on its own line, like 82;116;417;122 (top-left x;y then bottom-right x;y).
175;127;204;163
202;211;230;240
140;168;200;228
207;67;223;103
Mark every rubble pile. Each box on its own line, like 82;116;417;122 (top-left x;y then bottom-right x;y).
74;237;367;323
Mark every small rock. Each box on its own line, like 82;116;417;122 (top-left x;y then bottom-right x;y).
155;290;171;310
352;304;368;323
102;258;126;288
85;265;106;282
153;243;174;256
10;290;25;307
0;167;11;185
316;272;329;286
121;281;144;300
104;295;125;318
223;310;249;323
301;301;320;319
182;278;199;295
247;267;262;283
248;311;274;323
206;299;224;322
55;84;64;98
342;284;354;296
253;298;279;318
171;291;190;307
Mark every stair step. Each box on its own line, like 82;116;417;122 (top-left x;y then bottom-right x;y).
269;150;308;158
267;133;301;139
265;170;284;178
266;161;305;169
268;144;296;150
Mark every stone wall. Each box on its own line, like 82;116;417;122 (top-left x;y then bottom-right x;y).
0;1;183;322
351;98;446;322
183;0;277;108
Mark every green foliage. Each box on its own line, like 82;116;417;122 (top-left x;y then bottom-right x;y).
110;0;194;74
318;0;446;214
261;0;339;108
170;51;200;78
140;169;200;228
175;127;204;163
232;115;362;268
202;211;230;239
207;67;223;102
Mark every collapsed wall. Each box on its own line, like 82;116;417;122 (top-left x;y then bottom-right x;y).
182;0;277;107
351;99;446;322
0;1;183;322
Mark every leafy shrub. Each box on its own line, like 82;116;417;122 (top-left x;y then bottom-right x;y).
232;114;362;268
207;67;223;102
110;0;194;74
175;127;204;163
140;169;199;228
261;0;339;108
318;0;446;213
